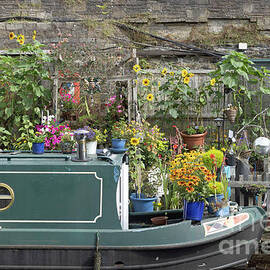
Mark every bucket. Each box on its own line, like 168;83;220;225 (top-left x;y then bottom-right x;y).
183;200;204;221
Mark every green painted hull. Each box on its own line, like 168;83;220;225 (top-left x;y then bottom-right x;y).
0;153;265;269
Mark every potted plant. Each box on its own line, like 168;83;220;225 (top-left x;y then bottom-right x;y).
248;151;265;172
169;150;213;221
179;125;207;150
209;51;270;129
240;184;266;196
207;178;230;217
31;132;46;154
153;67;212;149
128;120;168;212
111;121;129;151
60;131;74;154
202;148;224;180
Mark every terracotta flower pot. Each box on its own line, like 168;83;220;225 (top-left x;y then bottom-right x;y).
180;131;207;150
151;216;168;226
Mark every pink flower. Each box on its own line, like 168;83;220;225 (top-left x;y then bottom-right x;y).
117;110;123;113
117;105;122;109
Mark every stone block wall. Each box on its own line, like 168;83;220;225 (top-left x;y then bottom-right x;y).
0;0;270;57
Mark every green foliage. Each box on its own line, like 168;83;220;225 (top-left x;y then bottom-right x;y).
185;125;205;135
14;116;35;150
30;133;46;143
202;149;224;171
0;35;52;148
0;127;12;149
209;51;270;136
111;121;129;139
208;181;224;195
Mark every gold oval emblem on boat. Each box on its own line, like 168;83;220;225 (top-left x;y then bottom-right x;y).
0;183;14;211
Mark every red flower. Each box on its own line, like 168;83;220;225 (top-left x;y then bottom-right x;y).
210;153;216;160
172;125;176;128
173;144;178;150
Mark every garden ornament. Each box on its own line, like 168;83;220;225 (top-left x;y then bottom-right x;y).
254;137;270;155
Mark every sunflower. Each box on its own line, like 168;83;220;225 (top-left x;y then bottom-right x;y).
170;71;174;76
130;137;140;146
18;39;25;45
183;76;190;84
181;69;188;77
161;68;167;75
210;78;216;86
17;34;24;41
146;93;154;101
9;32;15;40
142;78;150;86
133;64;141;73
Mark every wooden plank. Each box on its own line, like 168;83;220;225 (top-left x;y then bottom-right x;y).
230;187;236;201
239;191;245;206
248;196;254;206
229;181;270;188
258;194;262;207
127;79;132;122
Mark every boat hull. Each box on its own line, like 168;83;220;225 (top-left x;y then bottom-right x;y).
0;209;264;270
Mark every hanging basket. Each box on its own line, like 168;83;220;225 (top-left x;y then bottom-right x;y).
225;107;237;123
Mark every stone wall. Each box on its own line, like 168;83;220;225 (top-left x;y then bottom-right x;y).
0;0;270;53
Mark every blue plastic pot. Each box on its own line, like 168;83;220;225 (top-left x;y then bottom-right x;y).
130;193;157;212
183;200;205;221
112;139;126;149
207;194;229;217
32;142;44;154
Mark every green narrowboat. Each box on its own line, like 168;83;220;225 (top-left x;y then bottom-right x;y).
0;152;265;269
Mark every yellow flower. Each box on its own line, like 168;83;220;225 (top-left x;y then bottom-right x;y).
130;137;140;146
33;30;37;35
189;73;194;78
181;69;188;77
17;34;24;41
158;81;161;87
146;93;154;101
32;35;36;41
221;147;226;152
133;64;141;73
9;32;15;40
19;39;25;45
170;71;174;76
183;76;190;84
210;78;216;86
142;78;150;86
161;68;167;75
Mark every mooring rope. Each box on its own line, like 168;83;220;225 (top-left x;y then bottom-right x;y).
94;232;101;270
